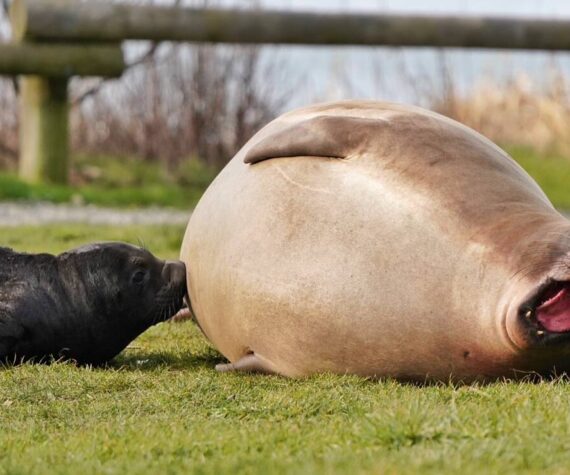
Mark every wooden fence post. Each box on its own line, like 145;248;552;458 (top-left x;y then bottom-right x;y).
18;76;69;184
10;1;125;185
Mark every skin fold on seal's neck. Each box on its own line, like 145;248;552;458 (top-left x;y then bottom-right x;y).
451;210;570;379
501;213;570;361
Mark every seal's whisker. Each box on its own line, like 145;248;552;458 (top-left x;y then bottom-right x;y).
136;237;147;250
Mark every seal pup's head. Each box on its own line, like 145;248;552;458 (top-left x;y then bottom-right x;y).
0;242;187;365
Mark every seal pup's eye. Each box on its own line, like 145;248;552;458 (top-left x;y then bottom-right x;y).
131;270;147;286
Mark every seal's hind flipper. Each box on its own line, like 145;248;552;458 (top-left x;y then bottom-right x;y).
215;353;277;375
244;116;380;165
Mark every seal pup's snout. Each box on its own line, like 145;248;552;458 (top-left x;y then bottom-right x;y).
162;260;187;286
156;260;187;319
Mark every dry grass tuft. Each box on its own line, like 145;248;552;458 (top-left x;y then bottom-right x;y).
433;71;570;158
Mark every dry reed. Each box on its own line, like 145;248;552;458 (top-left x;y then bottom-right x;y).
432;68;570;158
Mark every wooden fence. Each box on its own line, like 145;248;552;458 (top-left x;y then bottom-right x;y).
4;0;570;184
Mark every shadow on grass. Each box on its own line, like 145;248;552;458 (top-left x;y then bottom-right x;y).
111;347;226;372
106;354;570;385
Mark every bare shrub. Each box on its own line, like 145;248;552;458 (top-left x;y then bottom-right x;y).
0;0;9;39
70;0;287;171
71;43;288;171
0;79;17;168
0;0;287;174
0;2;18;169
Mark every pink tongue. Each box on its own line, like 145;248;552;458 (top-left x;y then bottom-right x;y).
537;286;570;333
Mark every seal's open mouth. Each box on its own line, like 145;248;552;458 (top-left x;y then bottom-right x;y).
535;281;570;333
518;280;570;346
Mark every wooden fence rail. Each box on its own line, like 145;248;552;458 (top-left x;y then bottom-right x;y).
0;43;124;77
13;0;570;51
4;0;570;184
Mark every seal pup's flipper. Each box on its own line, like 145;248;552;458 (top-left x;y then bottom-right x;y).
244;116;381;165
215;353;277;375
0;318;24;362
0;337;15;361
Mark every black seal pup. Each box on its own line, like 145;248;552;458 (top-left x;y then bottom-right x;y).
0;242;187;365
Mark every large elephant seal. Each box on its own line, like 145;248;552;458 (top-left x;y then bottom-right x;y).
0;243;187;365
181;100;570;381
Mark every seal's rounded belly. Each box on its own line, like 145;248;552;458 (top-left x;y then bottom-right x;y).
181;100;570;381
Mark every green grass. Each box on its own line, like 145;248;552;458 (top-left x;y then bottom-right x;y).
5;328;570;475
2;224;570;474
504;145;570;210
0;224;186;258
0;148;569;210
0;155;218;209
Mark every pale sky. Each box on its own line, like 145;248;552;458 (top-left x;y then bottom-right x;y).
225;0;570;18
218;0;570;106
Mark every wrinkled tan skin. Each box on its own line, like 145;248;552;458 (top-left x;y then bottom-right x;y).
181;101;570;381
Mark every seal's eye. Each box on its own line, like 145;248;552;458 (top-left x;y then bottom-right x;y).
131;270;147;286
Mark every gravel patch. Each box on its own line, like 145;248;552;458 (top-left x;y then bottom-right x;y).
0;202;190;227
0;202;566;227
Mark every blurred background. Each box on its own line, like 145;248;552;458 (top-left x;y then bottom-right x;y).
1;0;569;210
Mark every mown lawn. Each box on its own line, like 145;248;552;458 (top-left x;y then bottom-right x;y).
2;224;570;474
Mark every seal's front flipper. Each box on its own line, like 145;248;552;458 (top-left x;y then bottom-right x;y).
215;353;277;375
244;115;381;165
